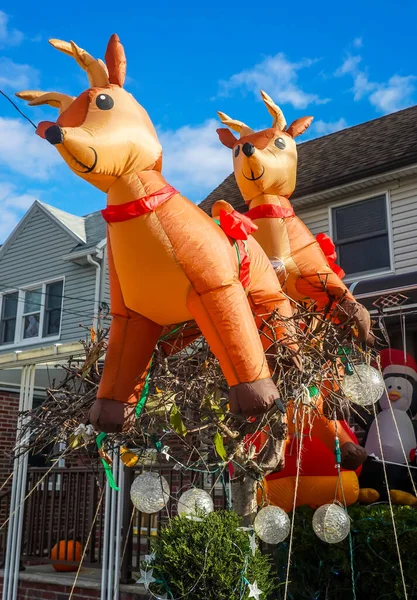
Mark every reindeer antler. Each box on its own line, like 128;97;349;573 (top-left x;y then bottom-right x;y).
260;90;287;131
16;90;75;113
217;111;254;136
49;39;109;88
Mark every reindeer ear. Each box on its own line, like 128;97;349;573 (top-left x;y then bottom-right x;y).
216;128;238;149
16;90;75;113
286;116;314;138
105;34;126;87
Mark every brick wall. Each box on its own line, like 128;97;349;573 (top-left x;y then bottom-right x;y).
0;390;19;481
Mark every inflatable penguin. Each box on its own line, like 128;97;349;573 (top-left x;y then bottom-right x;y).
359;349;417;505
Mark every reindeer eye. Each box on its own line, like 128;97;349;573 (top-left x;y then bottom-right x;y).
234;145;240;158
274;137;286;150
96;94;114;110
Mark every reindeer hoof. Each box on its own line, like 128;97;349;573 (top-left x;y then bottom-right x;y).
229;378;280;417
340;441;367;470
89;398;135;433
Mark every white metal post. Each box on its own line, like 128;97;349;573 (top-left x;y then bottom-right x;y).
2;365;35;600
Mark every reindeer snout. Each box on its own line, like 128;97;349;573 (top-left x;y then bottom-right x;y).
44;125;64;145
242;142;255;157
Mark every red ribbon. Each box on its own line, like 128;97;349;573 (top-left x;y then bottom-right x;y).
219;209;258;240
316;232;345;279
101;185;178;223
245;204;295;220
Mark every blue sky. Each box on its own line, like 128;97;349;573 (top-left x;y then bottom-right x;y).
1;0;417;241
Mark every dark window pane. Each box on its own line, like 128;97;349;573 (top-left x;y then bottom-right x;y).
44;308;61;336
337;234;391;276
2;292;18;318
1;318;16;344
333;196;387;241
23;314;40;339
45;281;63;309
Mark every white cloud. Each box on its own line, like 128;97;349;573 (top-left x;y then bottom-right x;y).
353;37;363;49
158;119;232;202
0;57;39;90
369;75;416;113
336;53;416;113
336;55;362;77
218;53;328;109
0;10;23;48
313;118;348;136
0;117;62;180
0;182;38;243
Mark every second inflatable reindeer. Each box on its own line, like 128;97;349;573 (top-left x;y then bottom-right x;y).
216;91;373;346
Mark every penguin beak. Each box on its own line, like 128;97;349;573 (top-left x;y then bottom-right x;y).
388;391;401;402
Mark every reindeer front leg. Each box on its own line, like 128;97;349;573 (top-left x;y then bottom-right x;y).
89;242;162;433
187;283;279;417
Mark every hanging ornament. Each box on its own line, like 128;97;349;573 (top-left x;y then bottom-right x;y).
312;503;350;543
253;505;290;544
177;488;214;517
120;446;139;468
342;363;385;406
130;472;170;514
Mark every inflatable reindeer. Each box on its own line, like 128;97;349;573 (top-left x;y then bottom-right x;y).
215;93;370;472
17;36;300;433
216;91;373;346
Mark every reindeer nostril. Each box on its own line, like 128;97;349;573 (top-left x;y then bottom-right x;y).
242;142;255;157
45;125;64;146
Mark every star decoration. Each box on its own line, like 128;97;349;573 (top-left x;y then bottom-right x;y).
249;532;257;556
248;580;263;599
144;551;156;564
136;568;156;589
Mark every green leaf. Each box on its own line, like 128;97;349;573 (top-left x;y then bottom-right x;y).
170;404;187;437
214;431;227;461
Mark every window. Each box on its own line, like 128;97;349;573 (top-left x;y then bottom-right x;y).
331;195;391;278
0;280;64;346
0;292;18;344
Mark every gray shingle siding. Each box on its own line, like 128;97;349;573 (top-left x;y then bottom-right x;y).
0;205;97;353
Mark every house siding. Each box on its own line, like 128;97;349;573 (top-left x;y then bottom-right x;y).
0;206;97;353
296;173;417;276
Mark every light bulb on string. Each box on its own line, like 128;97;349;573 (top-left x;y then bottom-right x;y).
342;363;385;407
130;471;170;514
312;503;350;543
254;505;291;544
177;488;214;517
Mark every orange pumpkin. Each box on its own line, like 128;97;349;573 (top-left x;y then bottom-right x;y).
51;540;82;572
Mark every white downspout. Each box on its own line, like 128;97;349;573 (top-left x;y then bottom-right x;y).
86;252;102;332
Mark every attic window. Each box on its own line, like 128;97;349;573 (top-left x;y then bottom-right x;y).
331;195;392;279
0;280;64;346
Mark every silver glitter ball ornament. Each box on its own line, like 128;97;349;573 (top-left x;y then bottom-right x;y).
342;364;384;407
312;503;350;543
130;472;170;514
254;505;291;544
177;488;214;517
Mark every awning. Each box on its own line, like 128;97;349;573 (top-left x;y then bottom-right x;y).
348;271;417;317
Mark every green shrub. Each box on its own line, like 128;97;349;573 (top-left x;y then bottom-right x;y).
146;510;275;599
273;504;417;600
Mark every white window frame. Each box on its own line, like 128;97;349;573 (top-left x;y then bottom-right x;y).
328;190;394;284
0;277;65;349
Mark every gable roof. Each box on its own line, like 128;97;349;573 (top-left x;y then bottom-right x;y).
199;104;417;215
0;201;107;261
39;202;86;243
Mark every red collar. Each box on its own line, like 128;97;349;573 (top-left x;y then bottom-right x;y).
101;185;178;223
245;204;294;220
